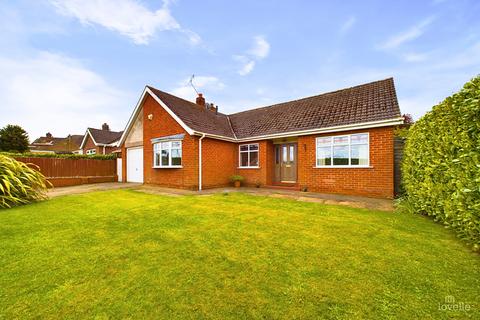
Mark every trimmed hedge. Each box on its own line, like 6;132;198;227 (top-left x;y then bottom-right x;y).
402;76;480;250
0;152;117;160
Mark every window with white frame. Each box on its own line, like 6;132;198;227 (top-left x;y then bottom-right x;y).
316;133;369;167
86;149;96;155
153;140;182;168
239;143;259;168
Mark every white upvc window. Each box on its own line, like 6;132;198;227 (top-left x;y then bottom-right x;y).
86;149;96;155
239;143;259;168
316;133;369;167
153;140;182;168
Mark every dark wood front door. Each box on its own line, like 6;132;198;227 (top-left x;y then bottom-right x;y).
275;143;297;182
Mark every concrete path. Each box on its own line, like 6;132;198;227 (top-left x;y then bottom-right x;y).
48;182;141;198
49;182;393;211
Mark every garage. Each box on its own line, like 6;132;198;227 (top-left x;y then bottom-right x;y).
127;147;143;183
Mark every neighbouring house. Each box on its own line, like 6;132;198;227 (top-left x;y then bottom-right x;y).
29;133;84;154
119;78;403;198
79;123;123;155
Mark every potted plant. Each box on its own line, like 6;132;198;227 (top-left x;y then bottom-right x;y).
230;175;244;188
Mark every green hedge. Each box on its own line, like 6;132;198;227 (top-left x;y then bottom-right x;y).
402;76;480;250
0;152;117;160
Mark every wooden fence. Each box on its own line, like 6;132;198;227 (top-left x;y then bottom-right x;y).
14;157;117;187
394;137;405;197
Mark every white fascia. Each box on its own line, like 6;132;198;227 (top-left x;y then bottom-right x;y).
118;87;195;147
79;129;98;149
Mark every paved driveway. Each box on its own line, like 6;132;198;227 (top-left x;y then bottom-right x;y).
48;182;141;198
49;182;394;211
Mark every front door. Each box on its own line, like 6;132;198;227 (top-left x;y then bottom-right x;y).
277;143;297;182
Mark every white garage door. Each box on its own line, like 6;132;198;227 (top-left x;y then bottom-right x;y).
127;147;143;183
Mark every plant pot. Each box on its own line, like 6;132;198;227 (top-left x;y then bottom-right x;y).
234;181;241;188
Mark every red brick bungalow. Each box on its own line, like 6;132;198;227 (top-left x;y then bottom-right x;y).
119;78;403;198
79;123;123;155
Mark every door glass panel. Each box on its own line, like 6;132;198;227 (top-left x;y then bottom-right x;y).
282;146;287;163
289;145;294;161
275;147;279;164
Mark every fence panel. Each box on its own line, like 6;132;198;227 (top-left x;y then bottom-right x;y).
14;157;117;187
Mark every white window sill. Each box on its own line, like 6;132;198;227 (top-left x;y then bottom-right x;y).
152;165;183;169
237;166;260;169
314;165;373;169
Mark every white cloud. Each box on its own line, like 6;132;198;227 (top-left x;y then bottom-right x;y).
233;55;256;76
49;0;200;45
234;36;270;76
379;16;435;50
238;61;256;76
403;52;429;62
0;51;130;141
340;16;356;34
248;36;270;59
170;76;225;102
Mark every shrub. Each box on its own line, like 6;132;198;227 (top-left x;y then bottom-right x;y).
230;175;245;182
401;75;480;250
0;155;50;208
0;124;29;153
0;152;117;160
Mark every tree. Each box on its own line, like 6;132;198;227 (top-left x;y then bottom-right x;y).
402;113;414;124
0;125;30;153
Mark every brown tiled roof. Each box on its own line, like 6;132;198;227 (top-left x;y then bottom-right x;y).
229;78;401;138
147;78;401;140
30;134;84;153
147;86;235;138
88;128;123;144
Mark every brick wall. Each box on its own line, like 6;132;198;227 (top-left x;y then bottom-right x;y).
141;94;199;189
82;135;98;154
297;127;395;198
82;134;117;155
202;138;236;188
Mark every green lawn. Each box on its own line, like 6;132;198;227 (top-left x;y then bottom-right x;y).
1;190;478;319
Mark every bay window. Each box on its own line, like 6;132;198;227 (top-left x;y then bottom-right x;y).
316;133;369;167
153;140;182;168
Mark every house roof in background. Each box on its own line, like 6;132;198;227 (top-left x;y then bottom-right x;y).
88;128;124;145
30;134;83;153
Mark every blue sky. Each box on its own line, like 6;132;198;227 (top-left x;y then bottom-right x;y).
0;0;479;140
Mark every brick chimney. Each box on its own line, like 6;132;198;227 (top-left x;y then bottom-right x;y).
196;93;205;107
46;132;53;141
206;103;218;113
102;123;110;131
